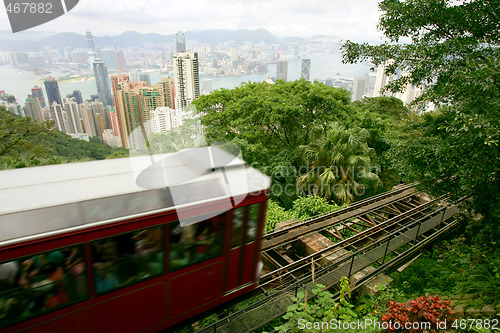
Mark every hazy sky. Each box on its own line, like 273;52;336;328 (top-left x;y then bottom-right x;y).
0;0;384;42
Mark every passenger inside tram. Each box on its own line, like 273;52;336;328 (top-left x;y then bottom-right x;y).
169;215;225;271
0;245;87;326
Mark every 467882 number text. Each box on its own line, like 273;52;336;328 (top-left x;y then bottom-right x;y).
6;2;53;14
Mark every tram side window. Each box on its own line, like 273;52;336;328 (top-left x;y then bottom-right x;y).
0;245;87;327
231;204;260;247
91;226;164;295
169;214;225;271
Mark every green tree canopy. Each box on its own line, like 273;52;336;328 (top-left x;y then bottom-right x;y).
298;123;381;205
0;106;52;159
342;0;500;235
0;106;129;169
193;79;351;206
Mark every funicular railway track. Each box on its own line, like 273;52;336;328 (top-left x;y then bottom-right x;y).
194;185;464;333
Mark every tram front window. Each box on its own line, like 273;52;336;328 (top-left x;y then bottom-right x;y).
0;245;87;327
90;226;164;295
169;214;225;271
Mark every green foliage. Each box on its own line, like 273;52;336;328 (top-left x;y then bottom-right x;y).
265;196;342;232
0;106;52;160
349;97;410;161
44;130;116;161
265;200;296;232
0;107;130;168
298;122;381;205
194;80;351;206
147;114;206;153
342;0;500;106
349;97;414;191
275;278;381;333
342;0;500;245
391;238;500;307
292;195;341;220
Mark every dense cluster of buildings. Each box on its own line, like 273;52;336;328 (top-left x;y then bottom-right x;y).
1;31;424;150
1;32;200;150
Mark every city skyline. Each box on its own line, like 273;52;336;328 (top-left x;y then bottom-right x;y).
0;1;384;43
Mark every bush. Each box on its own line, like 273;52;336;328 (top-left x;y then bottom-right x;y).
381;294;455;332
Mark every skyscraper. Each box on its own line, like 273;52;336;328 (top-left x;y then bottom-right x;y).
111;74;130;146
86;30;99;63
119;83;147;149
44;77;62;106
66;90;83;104
374;62;393;97
93;59;114;107
80;103;98;137
108;108;121;138
112;74;149;149
139;86;162;128
276;61;288;81
352;77;367;102
50;102;68;133
24;95;43;122
301;58;311;81
176;31;186;54
31;86;46;108
157;77;175;109
64;98;84;134
138;72;151;86
173;52;200;111
116;50;127;72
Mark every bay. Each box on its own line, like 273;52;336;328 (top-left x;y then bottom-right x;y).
0;52;371;105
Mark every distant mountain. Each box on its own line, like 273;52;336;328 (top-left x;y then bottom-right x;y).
0;29;278;52
0;32;87;51
186;28;276;44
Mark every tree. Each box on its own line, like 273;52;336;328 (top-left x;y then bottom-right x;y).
342;0;500;237
298;123;381;205
0;107;129;168
193;80;351;207
350;97;414;189
0;106;53;160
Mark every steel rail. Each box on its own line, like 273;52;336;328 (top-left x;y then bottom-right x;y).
258;195;444;288
262;183;417;242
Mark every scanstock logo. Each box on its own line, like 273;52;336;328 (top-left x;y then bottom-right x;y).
4;0;79;33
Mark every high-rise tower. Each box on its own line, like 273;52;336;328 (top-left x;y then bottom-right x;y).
66;90;83;104
352;77;367;102
93;59;114;107
24;95;43;122
44;77;62;106
116;50;127;72
176;31;186;54
301;58;311;81
86;30;99;61
63;98;84;134
276;61;288;81
173;52;200;111
31;86;46;108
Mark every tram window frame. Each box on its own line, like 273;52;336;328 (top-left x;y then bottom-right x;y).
168;213;226;272
90;225;164;296
0;244;88;328
230;203;260;248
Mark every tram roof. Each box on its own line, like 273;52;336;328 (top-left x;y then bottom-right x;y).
0;146;271;245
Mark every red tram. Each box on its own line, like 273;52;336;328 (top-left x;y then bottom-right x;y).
0;146;270;332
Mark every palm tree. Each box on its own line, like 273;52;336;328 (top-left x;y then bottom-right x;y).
298;122;381;205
